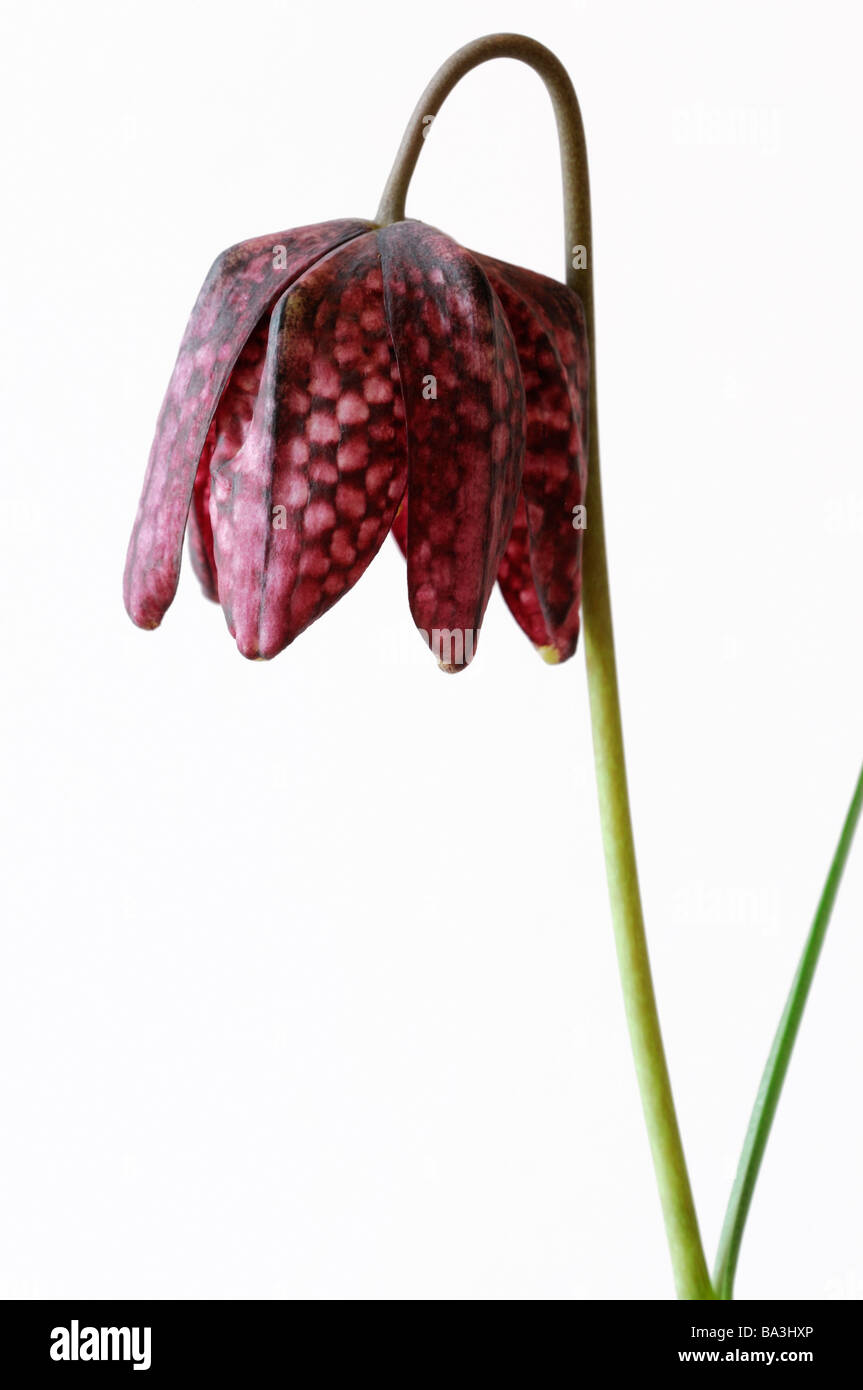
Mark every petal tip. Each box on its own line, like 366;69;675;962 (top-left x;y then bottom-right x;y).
236;636;275;662
124;588;165;632
438;659;471;675
420;626;479;672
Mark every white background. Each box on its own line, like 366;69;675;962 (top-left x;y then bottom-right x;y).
1;0;861;1301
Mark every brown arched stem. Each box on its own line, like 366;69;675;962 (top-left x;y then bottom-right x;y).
377;33;715;1300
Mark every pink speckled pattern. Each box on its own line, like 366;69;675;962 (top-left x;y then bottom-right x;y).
123;218;372;628
477;252;589;662
124;216;590;668
379;221;525;664
388;246;589;663
187;315;271;603
210;233;407;659
496;494;552;647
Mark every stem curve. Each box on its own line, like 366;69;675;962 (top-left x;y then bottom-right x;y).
378;33;714;1299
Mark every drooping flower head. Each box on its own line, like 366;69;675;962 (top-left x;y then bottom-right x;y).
124;218;589;669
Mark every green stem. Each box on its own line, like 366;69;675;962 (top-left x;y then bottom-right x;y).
378;33;714;1299
713;762;863;1300
580;384;715;1302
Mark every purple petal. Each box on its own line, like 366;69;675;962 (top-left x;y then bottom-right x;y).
477;253;589;662
210;233;408;659
123;218;372;629
378;221;525;670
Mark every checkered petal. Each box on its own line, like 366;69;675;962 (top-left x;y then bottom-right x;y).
378;220;525;670
477;252;589;663
210;232;408;659
123;218;372;630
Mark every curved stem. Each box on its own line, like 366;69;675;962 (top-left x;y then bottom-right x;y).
378;34;714;1300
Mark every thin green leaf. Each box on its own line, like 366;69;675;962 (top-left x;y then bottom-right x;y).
713;761;863;1300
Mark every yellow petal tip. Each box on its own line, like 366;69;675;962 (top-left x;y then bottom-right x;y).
536;644;561;666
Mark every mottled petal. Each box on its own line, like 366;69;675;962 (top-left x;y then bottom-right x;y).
123;218;372;629
210;233;407;659
378;221;525;670
187;316;271;602
496;494;553;648
476;253;589;662
392;491;564;661
187;458;218;600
